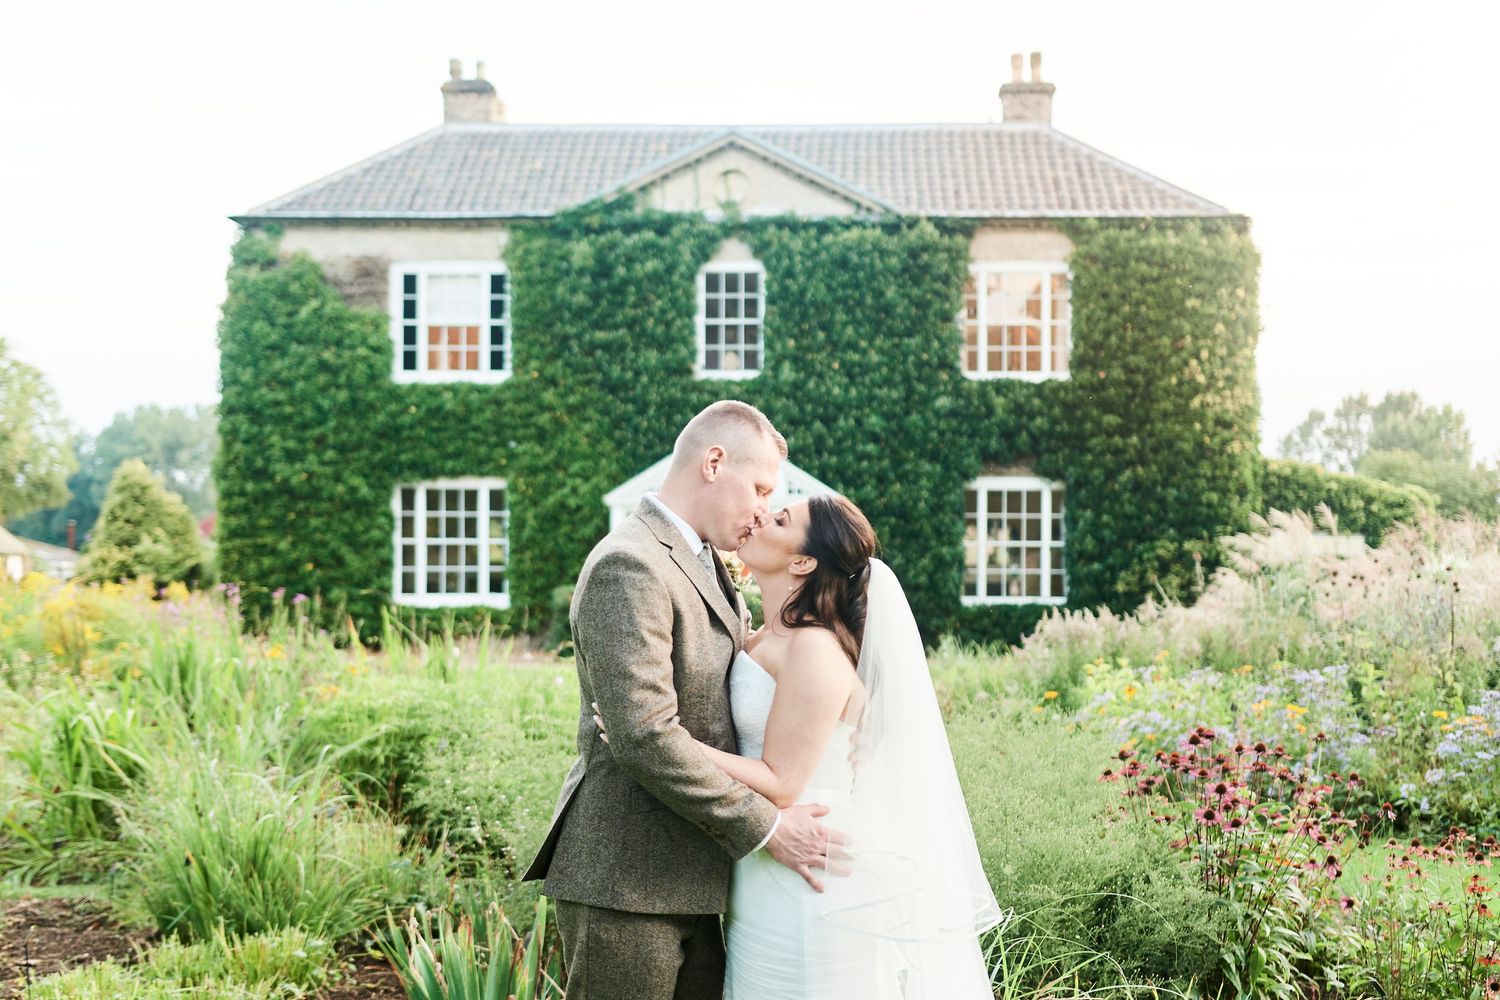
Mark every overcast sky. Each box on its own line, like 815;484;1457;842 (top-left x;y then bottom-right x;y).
2;0;1495;462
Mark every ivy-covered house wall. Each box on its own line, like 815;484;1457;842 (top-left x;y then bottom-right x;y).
216;201;1285;646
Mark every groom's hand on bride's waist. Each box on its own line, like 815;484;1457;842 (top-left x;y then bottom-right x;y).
765;803;850;893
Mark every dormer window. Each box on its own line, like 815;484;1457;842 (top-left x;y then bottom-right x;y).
390;262;511;383
961;262;1070;380
696;257;765;380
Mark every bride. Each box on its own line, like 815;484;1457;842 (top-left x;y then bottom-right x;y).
596;493;1004;999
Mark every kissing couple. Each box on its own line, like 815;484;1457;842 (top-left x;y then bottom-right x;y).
524;399;1003;999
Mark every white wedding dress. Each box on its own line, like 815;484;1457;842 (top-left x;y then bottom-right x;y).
723;646;895;999
721;558;1001;999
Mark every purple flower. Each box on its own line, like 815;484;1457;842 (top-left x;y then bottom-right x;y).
272;587;286;601
292;593;308;605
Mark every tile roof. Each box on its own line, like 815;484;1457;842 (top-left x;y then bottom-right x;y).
237;122;1230;222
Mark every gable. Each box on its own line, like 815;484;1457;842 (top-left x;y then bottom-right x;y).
614;133;893;218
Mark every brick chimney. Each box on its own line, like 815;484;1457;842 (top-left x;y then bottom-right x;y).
442;58;506;124
999;52;1054;124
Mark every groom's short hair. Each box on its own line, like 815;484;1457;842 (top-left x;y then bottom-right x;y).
670;400;787;476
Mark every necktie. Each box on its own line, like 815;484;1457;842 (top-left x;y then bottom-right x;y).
699;544;736;607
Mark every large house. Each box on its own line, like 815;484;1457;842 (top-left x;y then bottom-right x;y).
227;54;1249;638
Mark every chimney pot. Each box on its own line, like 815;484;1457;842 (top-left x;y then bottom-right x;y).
442;59;506;124
999;50;1055;125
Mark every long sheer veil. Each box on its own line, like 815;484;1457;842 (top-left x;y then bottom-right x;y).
816;556;1006;995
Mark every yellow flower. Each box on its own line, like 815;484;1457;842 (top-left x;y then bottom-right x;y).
1145;732;1158;742
1295;722;1307;733
1123;685;1137;701
1440;724;1453;732
1096;706;1107;715
1236;663;1254;675
1043;690;1059;700
1032;706;1043;714
266;643;285;660
1431;710;1448;719
1153;649;1170;662
1285;704;1308;717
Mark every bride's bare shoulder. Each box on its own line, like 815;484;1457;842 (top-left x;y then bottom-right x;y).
786;626;855;673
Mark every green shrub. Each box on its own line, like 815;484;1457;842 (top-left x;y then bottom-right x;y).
1262;457;1433;545
949;709;1230;987
135;924;335;992
76;458;207;588
24;927;334;999
117;752;422;942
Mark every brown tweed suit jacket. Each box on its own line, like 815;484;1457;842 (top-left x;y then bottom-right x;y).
521;496;780;914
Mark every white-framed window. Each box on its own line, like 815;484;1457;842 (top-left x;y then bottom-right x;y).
389;262;511;383
696;261;765;379
960;262;1070;380
392;478;510;609
962;476;1066;604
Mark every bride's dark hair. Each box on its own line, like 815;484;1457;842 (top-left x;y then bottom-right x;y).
777;494;878;666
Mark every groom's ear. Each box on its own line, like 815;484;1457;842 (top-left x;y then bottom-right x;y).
703;445;727;482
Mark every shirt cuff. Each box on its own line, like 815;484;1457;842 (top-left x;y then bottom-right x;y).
751;810;780;853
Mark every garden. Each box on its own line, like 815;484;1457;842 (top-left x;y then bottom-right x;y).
3;504;1499;998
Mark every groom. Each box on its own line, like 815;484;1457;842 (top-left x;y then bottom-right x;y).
523;399;837;1000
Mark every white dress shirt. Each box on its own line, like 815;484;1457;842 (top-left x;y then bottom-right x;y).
642;492;780;853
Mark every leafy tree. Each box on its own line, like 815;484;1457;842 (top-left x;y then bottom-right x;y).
0;338;76;521
1357;449;1499;520
1280;390;1497;519
76;458;207;587
6;404;217;547
1280;390;1475;472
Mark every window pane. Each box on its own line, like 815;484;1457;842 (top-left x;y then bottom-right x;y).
706;273;720;294
489;489;505;512
707;298;720;319
725;273;740;293
427;274;485;324
491;273;507;295
705;349;720;369
744;297;758;319
742;349;759;369
744;273;758;294
725;298;739;318
403;274;417;295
